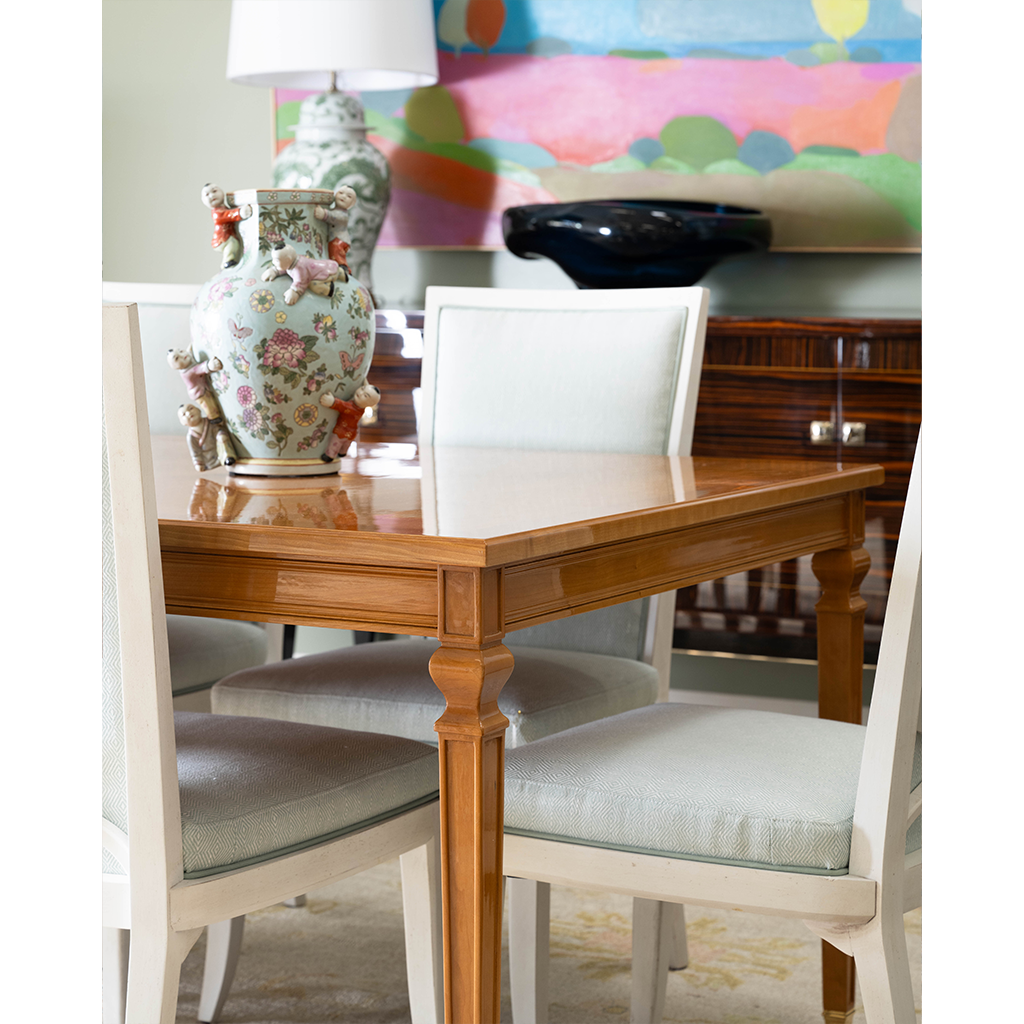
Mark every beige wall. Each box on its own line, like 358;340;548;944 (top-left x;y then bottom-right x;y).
103;0;921;317
103;0;271;285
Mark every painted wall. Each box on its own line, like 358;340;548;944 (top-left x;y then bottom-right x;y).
103;0;920;318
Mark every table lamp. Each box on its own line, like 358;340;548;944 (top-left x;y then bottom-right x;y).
227;0;439;294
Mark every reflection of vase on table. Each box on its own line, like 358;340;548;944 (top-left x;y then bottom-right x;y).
186;185;377;477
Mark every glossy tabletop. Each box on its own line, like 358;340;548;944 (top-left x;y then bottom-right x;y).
153;435;883;1023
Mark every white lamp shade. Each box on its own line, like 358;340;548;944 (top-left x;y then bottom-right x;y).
227;0;439;91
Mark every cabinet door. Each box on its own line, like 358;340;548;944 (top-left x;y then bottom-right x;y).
682;317;921;664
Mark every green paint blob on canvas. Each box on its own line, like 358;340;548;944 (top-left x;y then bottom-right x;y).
660;116;738;171
787;152;922;229
608;49;669;60
405;86;465;144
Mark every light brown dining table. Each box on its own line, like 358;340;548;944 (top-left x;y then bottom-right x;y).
153;434;883;1024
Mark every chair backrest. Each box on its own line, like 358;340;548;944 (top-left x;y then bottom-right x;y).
102;282;202;434
850;436;922;884
417;286;710;673
102;304;185;902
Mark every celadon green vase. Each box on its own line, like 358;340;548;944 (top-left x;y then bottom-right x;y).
189;188;376;477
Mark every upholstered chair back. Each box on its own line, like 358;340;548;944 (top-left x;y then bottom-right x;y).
418;286;709;664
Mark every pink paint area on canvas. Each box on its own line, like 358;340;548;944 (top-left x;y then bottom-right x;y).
437;53;919;165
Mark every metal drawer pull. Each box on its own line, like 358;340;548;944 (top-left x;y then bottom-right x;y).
810;421;866;446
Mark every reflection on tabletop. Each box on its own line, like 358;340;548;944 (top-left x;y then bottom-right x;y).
152;434;858;539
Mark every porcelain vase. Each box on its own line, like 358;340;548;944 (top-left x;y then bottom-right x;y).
272;91;390;296
189;188;376;477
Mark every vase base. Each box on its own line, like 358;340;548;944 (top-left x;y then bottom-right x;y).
228;458;340;478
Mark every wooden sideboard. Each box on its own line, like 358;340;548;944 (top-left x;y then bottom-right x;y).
363;311;921;664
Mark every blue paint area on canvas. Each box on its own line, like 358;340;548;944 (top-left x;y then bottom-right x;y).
432;0;921;61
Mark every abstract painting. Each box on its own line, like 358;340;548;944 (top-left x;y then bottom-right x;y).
274;0;921;250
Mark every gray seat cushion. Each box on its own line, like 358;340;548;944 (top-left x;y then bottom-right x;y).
504;704;922;876
167;615;268;695
175;712;438;878
211;638;659;747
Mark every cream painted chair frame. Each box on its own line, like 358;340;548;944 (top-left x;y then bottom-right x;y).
101;304;443;1024
503;443;923;1024
102;282;285;700
419;285;710;1020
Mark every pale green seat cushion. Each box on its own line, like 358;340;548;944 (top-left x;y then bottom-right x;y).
505;704;922;876
211;638;659;748
175;711;438;879
167;615;267;695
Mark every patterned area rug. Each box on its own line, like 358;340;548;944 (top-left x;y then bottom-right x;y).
175;859;921;1023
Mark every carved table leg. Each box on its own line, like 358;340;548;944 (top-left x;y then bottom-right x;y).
430;566;514;1024
813;542;870;1023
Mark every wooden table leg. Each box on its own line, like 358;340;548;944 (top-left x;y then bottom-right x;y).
813;542;870;1023
430;566;514;1024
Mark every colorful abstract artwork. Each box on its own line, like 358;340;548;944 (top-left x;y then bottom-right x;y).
274;0;921;251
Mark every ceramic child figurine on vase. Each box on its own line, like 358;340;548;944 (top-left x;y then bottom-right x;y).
314;184;356;275
319;382;380;462
187;184;377;477
201;183;253;270
168;348;237;467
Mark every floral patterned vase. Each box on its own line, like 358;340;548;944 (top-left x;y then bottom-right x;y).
272;91;390;296
189;188;375;477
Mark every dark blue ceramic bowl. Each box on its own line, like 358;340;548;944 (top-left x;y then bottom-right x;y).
502;199;772;288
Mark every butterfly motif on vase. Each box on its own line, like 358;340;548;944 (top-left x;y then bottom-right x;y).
340;351;364;376
228;319;253;341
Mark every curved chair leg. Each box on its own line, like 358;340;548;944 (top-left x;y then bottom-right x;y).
849;909;916;1024
102;927;129;1024
630;898;672;1024
666;902;688;970
508;877;551;1024
125;923;203;1024
400;836;445;1024
198;917;245;1023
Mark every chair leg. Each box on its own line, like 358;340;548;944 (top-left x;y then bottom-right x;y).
283;894;307;907
508;877;551;1024
102;927;129;1024
666;902;688;970
125;924;203;1024
630;898;672;1024
198;917;245;1023
400;836;445;1024
849;908;916;1024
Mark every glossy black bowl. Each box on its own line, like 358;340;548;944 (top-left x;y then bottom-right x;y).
502;200;772;288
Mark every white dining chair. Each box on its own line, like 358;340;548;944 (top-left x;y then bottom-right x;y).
101;304;444;1024
102;283;285;713
209;284;710;1014
501;441;923;1024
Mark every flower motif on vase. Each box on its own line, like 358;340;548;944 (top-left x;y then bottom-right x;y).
313;312;338;341
249;289;275;314
302;363;337;396
230;351;251;377
259;206;307;255
213;369;231;394
245;278;257;287
230;397;293;453
203;277;242;311
347;287;373;322
254;328;320;387
296;420;329;453
263;383;290;405
275;311;288;323
294;403;319;427
348;325;371;351
236;385;256;408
